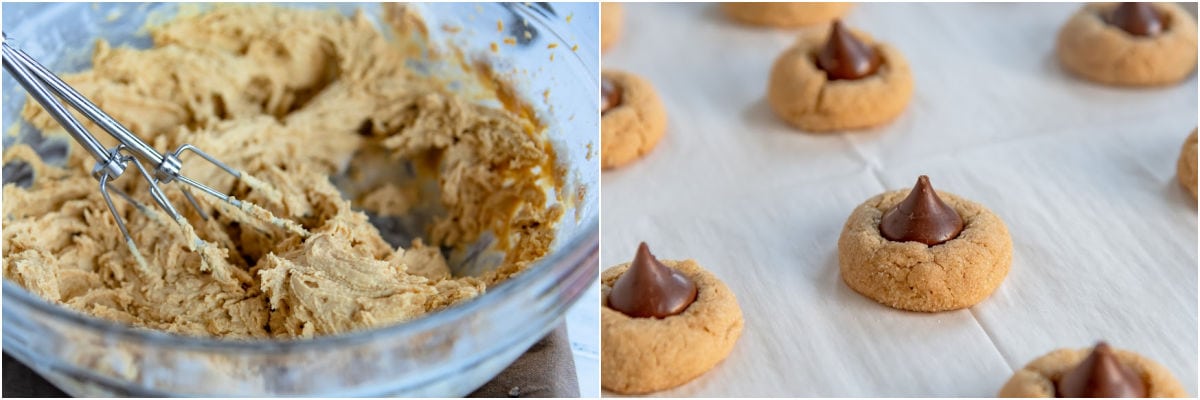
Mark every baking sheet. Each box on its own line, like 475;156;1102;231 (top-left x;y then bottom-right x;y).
600;3;1198;397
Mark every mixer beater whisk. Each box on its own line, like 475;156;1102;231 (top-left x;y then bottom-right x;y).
2;33;307;266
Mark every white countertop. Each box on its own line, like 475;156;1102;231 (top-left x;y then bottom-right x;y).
601;3;1197;397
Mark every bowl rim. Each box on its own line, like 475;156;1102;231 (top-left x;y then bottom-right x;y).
2;2;600;353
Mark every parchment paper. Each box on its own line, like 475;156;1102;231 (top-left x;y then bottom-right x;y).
600;3;1198;397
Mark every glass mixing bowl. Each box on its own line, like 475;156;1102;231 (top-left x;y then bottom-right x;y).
1;2;599;396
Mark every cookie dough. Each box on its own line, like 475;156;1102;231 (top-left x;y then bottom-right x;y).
838;180;1012;312
999;343;1187;397
3;5;563;339
601;69;668;169
721;3;852;28
601;259;743;394
1056;2;1198;87
767;25;913;132
1177;128;1197;200
602;3;623;53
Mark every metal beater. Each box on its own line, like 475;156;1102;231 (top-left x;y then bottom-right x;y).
1;33;304;260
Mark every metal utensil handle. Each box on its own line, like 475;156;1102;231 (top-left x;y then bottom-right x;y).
2;34;166;167
0;41;111;163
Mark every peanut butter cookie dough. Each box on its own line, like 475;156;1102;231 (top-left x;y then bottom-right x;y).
3;5;563;339
601;3;623;53
838;176;1012;312
1057;2;1198;87
768;21;913;132
601;243;743;394
1177;128;1197;200
601;69;668;169
999;342;1187;397
722;3;852;28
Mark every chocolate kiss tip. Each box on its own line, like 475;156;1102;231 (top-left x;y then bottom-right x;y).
830;19;846;33
879;175;964;246
1057;341;1147;398
636;241;651;258
630;242;657;275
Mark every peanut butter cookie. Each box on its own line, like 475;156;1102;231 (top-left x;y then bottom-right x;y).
838;176;1012;312
602;3;622;53
999;342;1187;397
721;2;852;28
1177;128;1197;200
601;69;668;169
767;21;913;132
601;244;743;394
1057;2;1198;87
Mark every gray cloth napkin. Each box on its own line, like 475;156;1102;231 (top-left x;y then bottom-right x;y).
3;324;578;398
468;325;579;398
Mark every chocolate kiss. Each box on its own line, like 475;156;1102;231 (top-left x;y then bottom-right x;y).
817;20;882;81
1057;342;1148;398
1110;3;1164;37
879;175;964;246
608;242;698;318
601;78;622;114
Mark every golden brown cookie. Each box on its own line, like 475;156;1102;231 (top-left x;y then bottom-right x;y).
601;69;667;169
767;25;913;132
999;344;1187;397
721;2;852;28
601;259;744;394
1177;128;1197;200
601;3;623;53
1056;3;1198;87
838;181;1012;312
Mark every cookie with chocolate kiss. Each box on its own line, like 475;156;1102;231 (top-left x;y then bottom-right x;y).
601;69;667;169
767;20;913;132
1057;342;1147;398
838;175;1012;312
1057;2;1197;86
999;342;1186;397
601;243;743;394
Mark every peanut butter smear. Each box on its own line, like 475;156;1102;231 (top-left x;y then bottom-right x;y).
2;5;562;339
